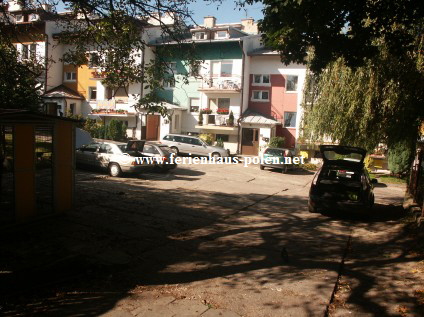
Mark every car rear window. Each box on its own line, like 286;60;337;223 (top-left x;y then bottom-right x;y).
159;145;171;155
320;167;361;182
265;149;283;156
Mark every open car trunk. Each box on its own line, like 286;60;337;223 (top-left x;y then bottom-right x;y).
317;166;363;202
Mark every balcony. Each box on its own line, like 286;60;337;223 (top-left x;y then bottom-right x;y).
198;76;241;93
195;113;239;132
90;99;135;116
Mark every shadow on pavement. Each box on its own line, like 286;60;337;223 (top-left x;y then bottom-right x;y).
0;175;420;316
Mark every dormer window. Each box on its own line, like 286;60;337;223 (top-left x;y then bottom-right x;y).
194;32;206;40
216;31;228;39
15;14;24;23
29;14;39;22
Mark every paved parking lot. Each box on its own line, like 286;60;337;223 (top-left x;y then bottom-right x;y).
2;162;422;316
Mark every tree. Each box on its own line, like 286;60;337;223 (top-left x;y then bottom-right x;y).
247;0;423;154
388;139;415;176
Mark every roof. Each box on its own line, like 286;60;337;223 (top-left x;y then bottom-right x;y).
241;109;280;125
43;85;85;100
0;109;80;122
247;48;280;56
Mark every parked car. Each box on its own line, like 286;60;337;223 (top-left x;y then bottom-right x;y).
76;141;150;177
308;145;377;213
161;134;229;157
117;141;177;172
259;147;295;173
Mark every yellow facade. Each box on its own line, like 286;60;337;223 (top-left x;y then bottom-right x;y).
62;63;96;100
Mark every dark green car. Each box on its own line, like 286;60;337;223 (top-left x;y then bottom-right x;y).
260;147;295;173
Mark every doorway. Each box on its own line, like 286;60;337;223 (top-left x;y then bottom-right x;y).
241;128;259;155
146;115;160;140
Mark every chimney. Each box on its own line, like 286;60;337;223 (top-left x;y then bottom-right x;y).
241;18;258;34
204;16;216;28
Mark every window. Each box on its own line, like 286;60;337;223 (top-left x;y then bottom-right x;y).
167;62;177;74
189;62;200;77
99;144;113;154
211;60;233;78
21;44;28;59
64;72;77;82
252;90;269;101
220;61;232;77
190;138;203;146
29;44;37;59
189;98;200;112
217;98;230;109
286;75;298;92
29;13;39;21
69;103;75;115
284;112;297;127
216;31;228;39
216;134;229;142
89;87;97;100
88;53;100;68
15;14;24;22
253;74;270;85
163;77;175;89
194;32;206;40
143;144;160;154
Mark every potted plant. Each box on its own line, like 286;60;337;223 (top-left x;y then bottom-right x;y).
201;108;211;125
198;112;203;126
228;111;234;126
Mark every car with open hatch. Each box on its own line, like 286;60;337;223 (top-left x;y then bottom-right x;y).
308;145;377;214
161;133;229;158
259;147;296;173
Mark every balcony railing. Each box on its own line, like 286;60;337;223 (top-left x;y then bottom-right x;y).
198;76;241;92
201;113;239;127
90;99;134;114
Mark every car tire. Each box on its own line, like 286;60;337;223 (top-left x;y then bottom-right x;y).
170;146;179;155
260;165;265;170
211;152;221;159
109;163;122;177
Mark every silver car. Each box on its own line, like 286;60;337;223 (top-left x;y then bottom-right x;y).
76;142;150;177
161;134;229;158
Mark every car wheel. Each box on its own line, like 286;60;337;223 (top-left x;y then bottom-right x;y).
170;146;179;155
109;163;122;177
211;152;221;159
369;194;375;208
260;165;265;170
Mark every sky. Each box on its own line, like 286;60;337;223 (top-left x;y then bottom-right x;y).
56;1;264;26
186;1;264;25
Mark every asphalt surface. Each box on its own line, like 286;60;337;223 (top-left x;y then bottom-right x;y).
1;162;422;316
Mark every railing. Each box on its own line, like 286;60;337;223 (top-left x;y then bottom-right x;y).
90;99;134;114
198;76;241;91
202;113;239;126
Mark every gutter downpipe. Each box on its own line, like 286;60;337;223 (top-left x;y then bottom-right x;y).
237;38;245;155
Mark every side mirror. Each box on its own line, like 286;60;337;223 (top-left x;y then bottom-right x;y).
371;178;378;184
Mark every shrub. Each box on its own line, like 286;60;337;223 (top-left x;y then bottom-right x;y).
388;139;415;176
106;119;127;141
300;163;318;171
268;136;285;148
215;138;224;148
199;133;214;145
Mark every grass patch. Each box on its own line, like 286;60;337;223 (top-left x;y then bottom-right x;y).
371;173;407;184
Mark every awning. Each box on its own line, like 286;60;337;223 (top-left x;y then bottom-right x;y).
241;109;280;125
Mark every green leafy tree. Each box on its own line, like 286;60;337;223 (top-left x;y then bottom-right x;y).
246;0;423;158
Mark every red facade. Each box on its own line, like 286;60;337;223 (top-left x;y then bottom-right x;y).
248;74;297;147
